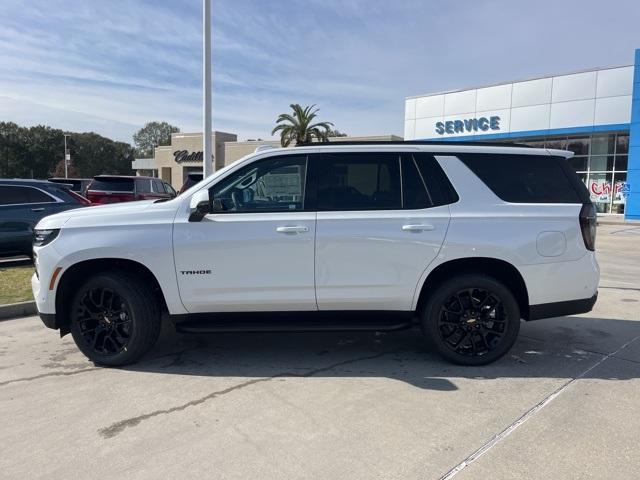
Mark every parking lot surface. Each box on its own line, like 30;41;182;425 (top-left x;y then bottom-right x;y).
1;224;639;479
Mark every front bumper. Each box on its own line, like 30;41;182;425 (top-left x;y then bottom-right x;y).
527;291;598;321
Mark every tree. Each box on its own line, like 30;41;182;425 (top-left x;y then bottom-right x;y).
52;159;80;178
133;121;180;157
327;128;347;137
271;104;333;147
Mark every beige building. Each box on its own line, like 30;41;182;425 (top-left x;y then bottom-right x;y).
132;132;403;189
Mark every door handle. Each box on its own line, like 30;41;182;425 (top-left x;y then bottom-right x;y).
31;208;45;212
276;225;309;234
402;224;434;232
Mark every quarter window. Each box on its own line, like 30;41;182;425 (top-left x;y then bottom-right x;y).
211;155;307;212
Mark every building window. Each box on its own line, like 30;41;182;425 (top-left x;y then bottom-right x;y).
507;132;629;214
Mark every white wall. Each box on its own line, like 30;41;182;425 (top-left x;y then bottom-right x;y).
404;66;633;140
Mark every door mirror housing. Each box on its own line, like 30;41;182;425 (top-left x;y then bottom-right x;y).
188;189;211;222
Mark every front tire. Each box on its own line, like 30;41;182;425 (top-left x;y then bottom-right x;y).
69;272;161;366
421;274;520;366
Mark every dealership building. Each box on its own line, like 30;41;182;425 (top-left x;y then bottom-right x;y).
404;48;640;220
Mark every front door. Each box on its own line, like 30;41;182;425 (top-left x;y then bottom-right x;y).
313;151;452;311
173;154;316;313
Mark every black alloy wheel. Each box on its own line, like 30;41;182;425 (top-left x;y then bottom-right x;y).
69;272;161;366
422;274;520;365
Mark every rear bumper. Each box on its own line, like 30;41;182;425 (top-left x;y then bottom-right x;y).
527;292;598;321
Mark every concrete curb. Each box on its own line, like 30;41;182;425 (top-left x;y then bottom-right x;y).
0;301;37;321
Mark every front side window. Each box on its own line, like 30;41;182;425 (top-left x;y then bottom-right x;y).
316;153;401;211
211;155;307;212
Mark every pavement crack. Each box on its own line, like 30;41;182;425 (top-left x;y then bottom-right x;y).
98;349;396;439
0;367;100;386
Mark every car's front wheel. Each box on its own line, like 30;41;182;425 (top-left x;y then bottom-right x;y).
69;272;161;366
421;274;521;365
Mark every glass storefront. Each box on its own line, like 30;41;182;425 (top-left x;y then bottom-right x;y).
505;132;629;214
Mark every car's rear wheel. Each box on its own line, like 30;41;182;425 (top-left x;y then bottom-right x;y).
69;272;161;366
421;274;520;365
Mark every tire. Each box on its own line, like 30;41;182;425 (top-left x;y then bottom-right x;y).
421;274;520;366
69;272;161;366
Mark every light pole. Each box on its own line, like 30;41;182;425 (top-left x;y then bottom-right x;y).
202;0;213;178
63;134;70;178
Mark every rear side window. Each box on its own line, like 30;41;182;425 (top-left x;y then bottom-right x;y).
401;156;431;209
89;178;134;192
457;154;588;203
413;153;459;207
0;186;54;205
316;153;401;211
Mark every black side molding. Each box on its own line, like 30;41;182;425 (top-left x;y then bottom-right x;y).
527;292;598;321
39;312;58;329
171;311;415;333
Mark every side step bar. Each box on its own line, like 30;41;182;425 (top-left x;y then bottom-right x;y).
172;311;415;334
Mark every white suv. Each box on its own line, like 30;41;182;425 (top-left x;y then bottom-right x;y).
32;142;599;366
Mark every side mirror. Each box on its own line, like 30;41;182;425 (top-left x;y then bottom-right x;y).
188;190;211;222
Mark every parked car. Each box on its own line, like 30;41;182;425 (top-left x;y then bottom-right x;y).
85;175;176;204
32;141;599;367
48;177;92;196
179;172;203;194
0;179;90;258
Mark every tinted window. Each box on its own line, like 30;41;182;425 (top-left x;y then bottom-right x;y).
0;186;55;205
137;179;152;193
413;153;459;206
401;156;431;209
457;154;588;203
0;186;31;205
28;187;56;203
211;155;307;212
89;178;134;192
151;179;165;193
164;183;176;196
317;153;401;211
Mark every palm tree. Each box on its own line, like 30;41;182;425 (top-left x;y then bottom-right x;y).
271;104;334;147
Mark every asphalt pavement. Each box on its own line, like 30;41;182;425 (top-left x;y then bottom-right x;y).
1;224;638;479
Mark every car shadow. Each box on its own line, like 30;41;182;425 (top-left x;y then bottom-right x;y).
120;315;640;391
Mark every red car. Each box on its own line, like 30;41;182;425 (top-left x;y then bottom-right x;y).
86;176;177;204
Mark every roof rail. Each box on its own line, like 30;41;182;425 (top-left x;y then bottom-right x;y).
294;140;534;148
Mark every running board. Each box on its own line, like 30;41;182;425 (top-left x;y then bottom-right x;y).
172;311;415;334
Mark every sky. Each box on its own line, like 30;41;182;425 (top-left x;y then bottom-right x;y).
1;0;640;144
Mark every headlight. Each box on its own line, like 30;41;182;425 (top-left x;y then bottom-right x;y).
33;229;60;247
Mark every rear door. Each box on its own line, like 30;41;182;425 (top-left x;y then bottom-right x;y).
313;151;453;311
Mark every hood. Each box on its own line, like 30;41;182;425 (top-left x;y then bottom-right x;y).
36;200;158;230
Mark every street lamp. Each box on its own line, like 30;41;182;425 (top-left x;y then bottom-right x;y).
63;134;70;178
202;0;213;178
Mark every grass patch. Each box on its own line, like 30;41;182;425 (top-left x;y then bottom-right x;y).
0;265;35;304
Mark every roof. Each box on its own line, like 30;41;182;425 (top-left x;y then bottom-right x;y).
0;178;60;185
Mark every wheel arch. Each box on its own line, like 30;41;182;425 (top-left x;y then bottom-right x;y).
55;258;168;336
415;257;530;320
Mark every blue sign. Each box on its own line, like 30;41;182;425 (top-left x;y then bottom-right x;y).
435;116;500;135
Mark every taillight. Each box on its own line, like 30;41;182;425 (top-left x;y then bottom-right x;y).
579;203;596;251
66;190;91;205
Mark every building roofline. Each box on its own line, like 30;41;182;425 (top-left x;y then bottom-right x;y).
405;63;634;100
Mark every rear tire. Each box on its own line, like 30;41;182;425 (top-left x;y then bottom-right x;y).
69;272;161;366
421;274;520;366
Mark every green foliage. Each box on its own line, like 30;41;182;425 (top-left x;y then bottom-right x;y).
133;121;180;157
271;104;334;147
0;122;135;179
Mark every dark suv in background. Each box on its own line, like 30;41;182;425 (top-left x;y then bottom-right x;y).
85;176;177;204
0;179;90;258
48;177;92;196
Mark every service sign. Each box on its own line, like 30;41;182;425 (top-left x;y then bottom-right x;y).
435;116;501;135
